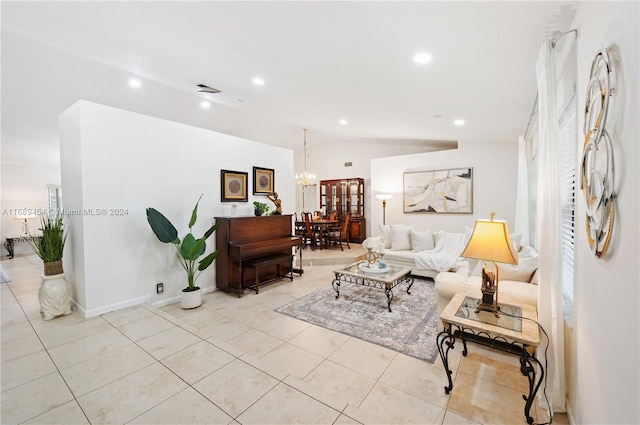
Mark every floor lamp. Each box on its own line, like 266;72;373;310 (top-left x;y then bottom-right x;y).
375;194;392;225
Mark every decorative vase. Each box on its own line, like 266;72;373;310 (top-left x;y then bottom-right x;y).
39;273;72;320
181;287;202;309
255;209;262;216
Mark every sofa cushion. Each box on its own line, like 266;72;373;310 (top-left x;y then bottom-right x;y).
510;233;524;252
434;271;470;299
471;254;538;283
383;250;416;264
435;273;538;308
380;225;392;249
410;229;434;251
390;224;414;251
496;279;538;307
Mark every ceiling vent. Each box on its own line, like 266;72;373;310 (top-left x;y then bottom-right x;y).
196;84;221;94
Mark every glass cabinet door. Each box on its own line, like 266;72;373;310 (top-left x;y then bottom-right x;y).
319;178;364;222
330;184;337;213
349;181;359;216
320;184;327;213
340;182;348;216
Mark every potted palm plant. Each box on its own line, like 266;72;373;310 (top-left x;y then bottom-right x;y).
146;194;220;309
29;214;72;320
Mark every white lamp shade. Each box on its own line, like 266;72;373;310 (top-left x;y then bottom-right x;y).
14;212;37;220
461;218;518;264
376;194;393;201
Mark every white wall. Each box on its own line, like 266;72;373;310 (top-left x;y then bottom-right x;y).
571;2;639;423
295;139;455;234
369;141;519;235
59;101;295;317
1;163;61;256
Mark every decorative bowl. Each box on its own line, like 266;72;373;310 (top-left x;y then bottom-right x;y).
358;262;390;274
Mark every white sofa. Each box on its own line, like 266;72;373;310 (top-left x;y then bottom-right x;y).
362;224;471;279
434;245;539;314
362;224;539;315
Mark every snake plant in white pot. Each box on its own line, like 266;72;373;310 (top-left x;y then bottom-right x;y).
146;195;220;309
29;214;72;320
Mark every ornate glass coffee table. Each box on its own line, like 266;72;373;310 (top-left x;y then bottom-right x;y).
437;293;543;424
332;262;413;312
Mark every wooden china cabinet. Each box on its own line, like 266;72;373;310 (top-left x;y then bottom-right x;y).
319;178;366;243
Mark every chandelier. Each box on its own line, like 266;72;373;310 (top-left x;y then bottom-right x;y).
295;128;316;188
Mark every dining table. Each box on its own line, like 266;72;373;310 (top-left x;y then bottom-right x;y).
295;219;339;249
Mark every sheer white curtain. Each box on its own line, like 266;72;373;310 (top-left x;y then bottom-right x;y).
536;39;566;413
515;136;530;247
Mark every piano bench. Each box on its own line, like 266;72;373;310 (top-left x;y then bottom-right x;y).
243;253;294;294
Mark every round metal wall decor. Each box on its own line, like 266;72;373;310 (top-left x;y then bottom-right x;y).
581;47;616;258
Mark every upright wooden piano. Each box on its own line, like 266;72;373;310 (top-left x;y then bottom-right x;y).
215;215;301;296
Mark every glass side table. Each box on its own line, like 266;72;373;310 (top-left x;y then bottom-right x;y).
437;293;543;425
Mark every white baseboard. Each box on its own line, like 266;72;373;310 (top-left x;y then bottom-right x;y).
73;287;220;317
77;294;152;318
150;286;218;308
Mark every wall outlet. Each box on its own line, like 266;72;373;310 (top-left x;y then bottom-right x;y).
156;283;164;294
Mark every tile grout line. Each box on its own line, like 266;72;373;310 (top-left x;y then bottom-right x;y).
2;260;93;425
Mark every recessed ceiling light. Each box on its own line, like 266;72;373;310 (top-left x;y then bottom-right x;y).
200;101;211;109
252;78;265;86
129;79;141;88
339;119;348;125
413;53;432;64
454;119;465;126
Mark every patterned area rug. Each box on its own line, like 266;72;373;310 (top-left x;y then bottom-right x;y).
275;277;439;363
0;267;11;284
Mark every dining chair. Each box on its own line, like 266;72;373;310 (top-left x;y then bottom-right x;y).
302;212;319;250
327;213;351;251
293;213;306;238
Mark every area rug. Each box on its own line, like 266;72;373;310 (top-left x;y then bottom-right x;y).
275;277;439;363
0;267;11;284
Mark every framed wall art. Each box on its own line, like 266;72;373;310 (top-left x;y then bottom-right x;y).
253;166;274;195
221;169;248;202
403;168;473;213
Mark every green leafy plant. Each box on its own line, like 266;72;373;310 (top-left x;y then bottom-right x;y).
253;201;269;215
146;195;220;292
29;215;67;263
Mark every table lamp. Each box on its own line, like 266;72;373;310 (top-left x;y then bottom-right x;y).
460;212;518;316
15;212;37;235
375;194;393;225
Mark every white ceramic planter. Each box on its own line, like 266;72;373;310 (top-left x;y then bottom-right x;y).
181;287;202;309
39;273;72;320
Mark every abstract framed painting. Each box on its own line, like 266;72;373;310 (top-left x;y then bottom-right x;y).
221;169;248;202
403;168;473;213
253;166;275;195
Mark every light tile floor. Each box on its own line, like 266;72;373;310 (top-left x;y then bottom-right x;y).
1;252;569;425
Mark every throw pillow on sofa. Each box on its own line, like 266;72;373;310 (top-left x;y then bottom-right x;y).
410;229;434;251
379;224;392;249
390;224;415;251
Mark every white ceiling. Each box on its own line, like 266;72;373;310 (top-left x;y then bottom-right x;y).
1;1;576;167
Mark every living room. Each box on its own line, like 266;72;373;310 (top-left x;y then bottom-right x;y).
1;2;639;424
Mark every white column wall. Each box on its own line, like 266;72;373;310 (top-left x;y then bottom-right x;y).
59;101;295;317
369;141;518;234
571;2;639;423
